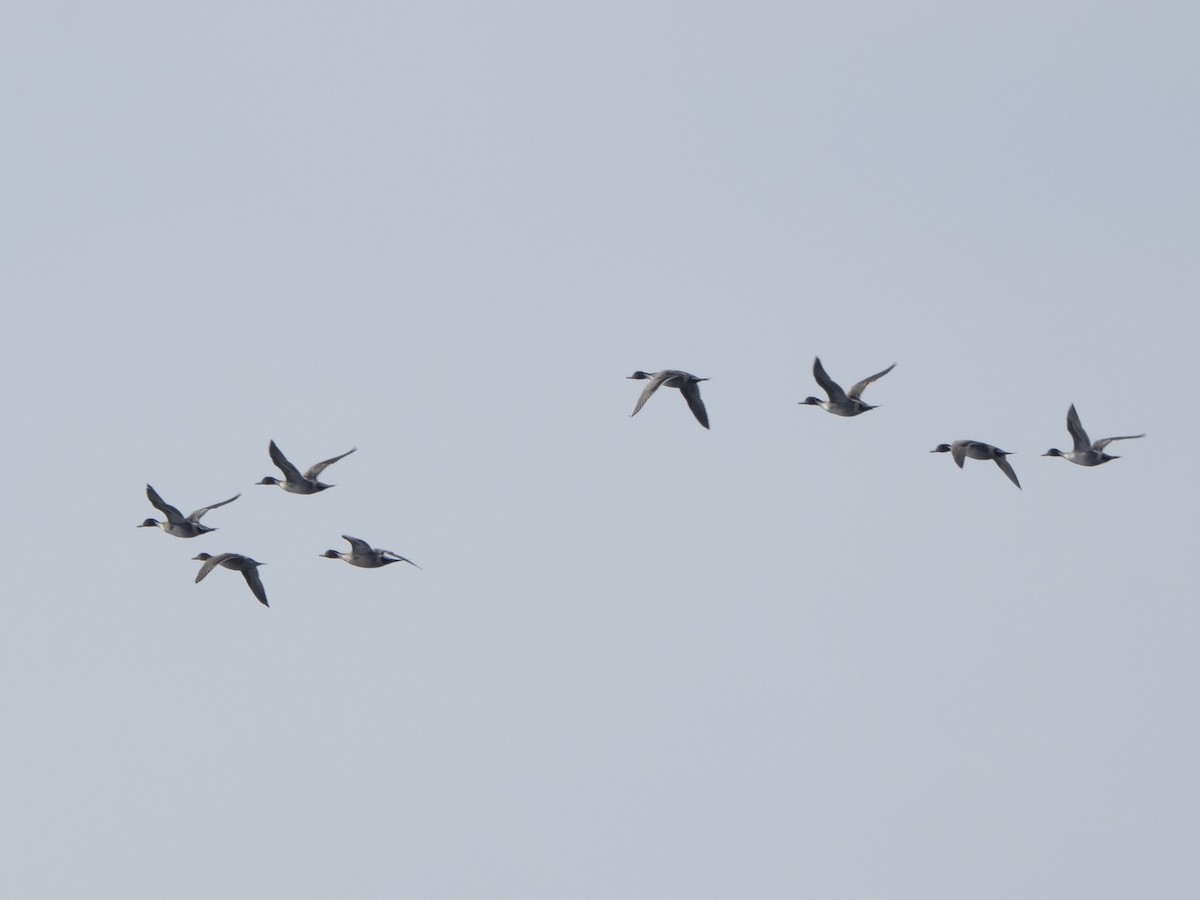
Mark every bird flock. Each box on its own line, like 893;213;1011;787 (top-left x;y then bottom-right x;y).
140;440;419;608
628;358;1144;493
143;364;1144;607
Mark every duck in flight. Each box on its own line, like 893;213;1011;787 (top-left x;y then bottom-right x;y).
257;440;356;493
1043;404;1144;467
192;552;269;607
321;535;421;569
931;440;1021;489
627;370;710;429
799;357;895;417
139;484;240;537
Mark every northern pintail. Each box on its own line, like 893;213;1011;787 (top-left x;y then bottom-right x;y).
321;535;421;569
192;553;269;607
139;484;240;538
257;440;356;493
1043;404;1144;467
627;370;710;429
799;357;895;417
931;441;1021;489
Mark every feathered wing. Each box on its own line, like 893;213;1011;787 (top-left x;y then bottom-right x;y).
341;535;374;555
994;455;1021;489
950;443;967;468
681;380;710;429
847;363;896;400
194;553;232;583
268;441;305;482
630;374;667;417
1092;433;1145;451
188;493;241;523
811;358;847;403
305;447;357;480
146;485;186;525
1065;405;1092;453
382;551;421;568
242;567;269;607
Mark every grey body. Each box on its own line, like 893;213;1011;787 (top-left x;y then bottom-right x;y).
257;440;356;493
321;535;420;569
139;484;240;537
931;441;1021;489
799;357;895;417
192;552;269;606
627;370;710;429
1043;404;1144;467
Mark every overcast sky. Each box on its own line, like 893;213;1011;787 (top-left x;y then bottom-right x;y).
3;2;1199;897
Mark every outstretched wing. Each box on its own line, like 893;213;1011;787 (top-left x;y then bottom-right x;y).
680;379;710;429
268;441;305;482
146;485;186;525
630;373;667;417
811;357;847;404
994;455;1021;489
1065;405;1092;453
194;553;233;583
305;447;357;480
188;493;241;523
847;363;896;400
951;443;967;469
242;567;269;607
341;535;374;555
1093;433;1145;452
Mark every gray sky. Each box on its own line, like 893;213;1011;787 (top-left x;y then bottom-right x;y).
4;2;1199;897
